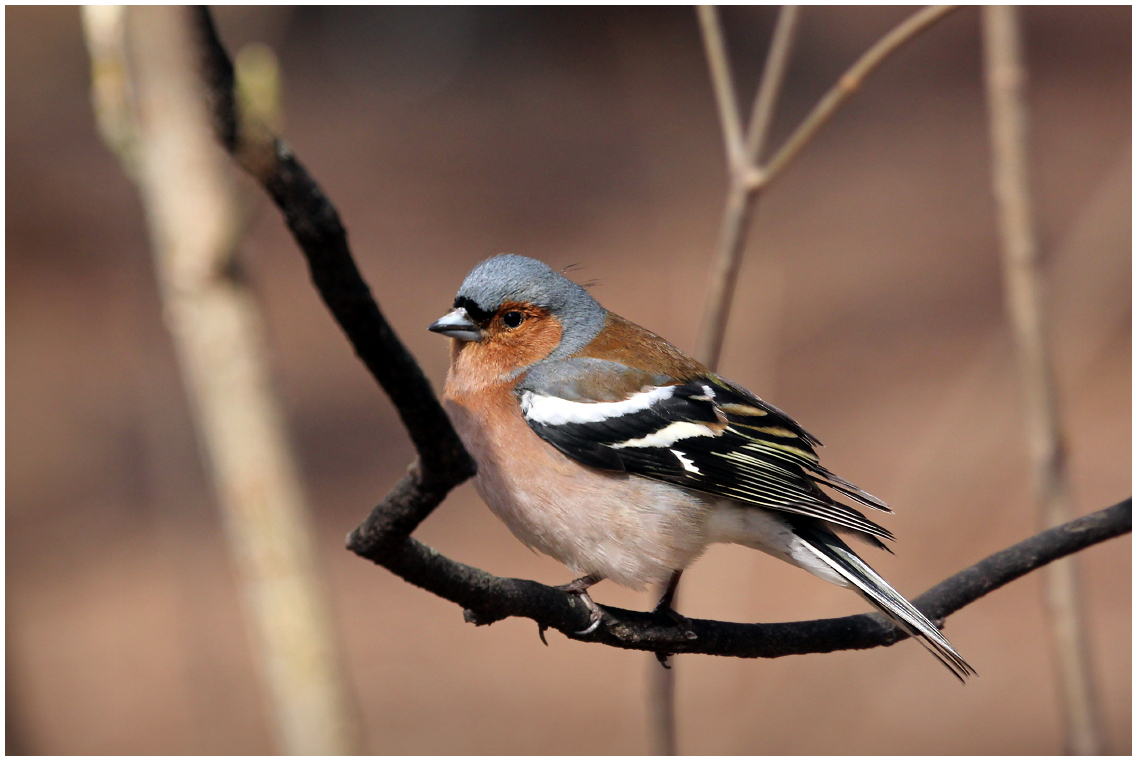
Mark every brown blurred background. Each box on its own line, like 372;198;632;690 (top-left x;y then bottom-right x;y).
6;5;1130;754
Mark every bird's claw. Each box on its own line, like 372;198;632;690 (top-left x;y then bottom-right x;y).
573;592;604;635
654;602;697;641
555;576;605;636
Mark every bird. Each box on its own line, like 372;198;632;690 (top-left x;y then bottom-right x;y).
428;253;973;680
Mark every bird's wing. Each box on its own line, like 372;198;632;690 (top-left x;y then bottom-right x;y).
520;373;894;544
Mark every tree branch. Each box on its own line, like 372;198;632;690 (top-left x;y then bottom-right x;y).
696;6;747;173
760;5;959;190
983;6;1101;753
672;8;800;750
192;8;476;547
744;5;800;168
694;6;958;369
441;500;1130;659
189;8;1130;663
693;5;799;369
89;7;362;752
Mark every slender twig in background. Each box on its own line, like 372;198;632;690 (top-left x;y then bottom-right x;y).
646;654;677;755
694;5;958;369
744;6;800;167
82;6;362;754
693;5;799;369
981;7;1102;754
760;5;958;187
653;7;800;754
696;5;747;173
673;6;955;753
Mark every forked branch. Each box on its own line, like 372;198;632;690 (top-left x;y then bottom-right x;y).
694;5;959;368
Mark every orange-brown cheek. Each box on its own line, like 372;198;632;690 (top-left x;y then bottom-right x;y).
504;318;563;367
444;313;566;403
450;317;563;392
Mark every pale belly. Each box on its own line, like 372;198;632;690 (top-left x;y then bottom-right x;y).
445;398;713;589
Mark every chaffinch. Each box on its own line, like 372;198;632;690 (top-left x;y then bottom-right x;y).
429;254;972;680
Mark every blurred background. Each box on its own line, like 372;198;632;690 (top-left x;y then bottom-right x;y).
6;5;1130;754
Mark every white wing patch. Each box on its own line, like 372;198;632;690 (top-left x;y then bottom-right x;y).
610;420;718;449
670;449;701;474
689;384;716;402
520;386;676;425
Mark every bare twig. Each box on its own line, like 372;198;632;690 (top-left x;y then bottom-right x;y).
184;0;1130;678
695;5;958;368
697;6;747;172
665;8;802;753
694;6;799;369
646;655;677;755
761;5;958;188
85;6;362;754
192;10;474;495
694;185;760;369
982;6;1102;754
744;6;801;167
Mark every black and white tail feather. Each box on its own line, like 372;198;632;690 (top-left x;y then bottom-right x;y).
792;520;975;681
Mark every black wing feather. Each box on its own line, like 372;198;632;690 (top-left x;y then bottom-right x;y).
523;376;894;543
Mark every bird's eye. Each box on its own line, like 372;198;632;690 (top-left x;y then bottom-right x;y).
502;311;525;329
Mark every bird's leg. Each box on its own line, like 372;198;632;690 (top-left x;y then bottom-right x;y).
653;570;697;641
654;569;683;613
556;573;604;635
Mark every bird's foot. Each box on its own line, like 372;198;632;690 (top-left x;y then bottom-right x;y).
651;569;695;640
556;574;604;635
653;600;698;641
567;589;603;635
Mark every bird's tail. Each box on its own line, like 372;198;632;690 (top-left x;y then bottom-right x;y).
794;521;975;682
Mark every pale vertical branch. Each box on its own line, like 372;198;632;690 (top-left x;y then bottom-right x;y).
981;6;1102;755
652;7;801;755
744;5;800;166
693;6;799;370
647;657;677;755
760;5;957;187
685;4;961;753
83;5;363;754
83;5;137;174
697;6;746;171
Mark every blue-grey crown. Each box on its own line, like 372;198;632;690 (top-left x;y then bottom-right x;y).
454;254;607;360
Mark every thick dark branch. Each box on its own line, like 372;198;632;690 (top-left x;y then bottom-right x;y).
191;7;1130;662
192;8;475;546
361;499;1131;659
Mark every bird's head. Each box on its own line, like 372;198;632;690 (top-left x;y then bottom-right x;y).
429;255;607;374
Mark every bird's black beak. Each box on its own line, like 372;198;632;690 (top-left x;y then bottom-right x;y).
428;307;484;342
